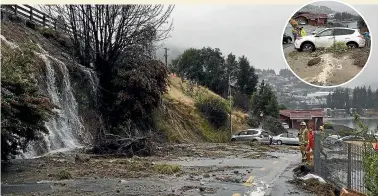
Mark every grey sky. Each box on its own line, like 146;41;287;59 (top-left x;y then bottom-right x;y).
161;2;377;88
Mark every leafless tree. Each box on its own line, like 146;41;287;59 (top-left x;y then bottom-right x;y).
39;5;174;68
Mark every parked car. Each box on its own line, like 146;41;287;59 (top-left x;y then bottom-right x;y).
282;122;289;129
230;128;272;143
294;27;365;52
283;34;292;44
272;133;299;145
338;135;364;141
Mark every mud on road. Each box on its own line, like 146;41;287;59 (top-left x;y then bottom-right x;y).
2;143;302;196
285;47;370;86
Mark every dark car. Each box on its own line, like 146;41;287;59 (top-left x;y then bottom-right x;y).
283;34;292;44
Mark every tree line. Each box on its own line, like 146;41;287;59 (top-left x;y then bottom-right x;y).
326;86;378;111
333;12;358;21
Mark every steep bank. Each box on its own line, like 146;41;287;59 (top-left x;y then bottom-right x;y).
1;20;100;158
1;20;249;158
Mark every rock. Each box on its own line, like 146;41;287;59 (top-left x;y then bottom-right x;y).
233;170;239;174
308;57;321;66
116;190;120;193
203;174;210;178
199;187;205;192
200;180;206;185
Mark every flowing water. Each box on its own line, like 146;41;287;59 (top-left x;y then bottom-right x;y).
1;36;97;158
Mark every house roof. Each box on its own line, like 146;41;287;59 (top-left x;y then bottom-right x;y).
294;13;328;20
280;109;324;119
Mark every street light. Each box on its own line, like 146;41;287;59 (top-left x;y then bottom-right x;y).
228;69;238;135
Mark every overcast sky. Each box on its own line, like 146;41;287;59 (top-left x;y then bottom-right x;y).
160;1;377;88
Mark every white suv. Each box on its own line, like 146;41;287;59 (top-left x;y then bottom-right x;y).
294;27;366;52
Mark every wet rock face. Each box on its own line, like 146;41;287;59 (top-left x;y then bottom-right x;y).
307;57;321;66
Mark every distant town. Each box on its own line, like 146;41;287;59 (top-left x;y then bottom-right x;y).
256;68;378;118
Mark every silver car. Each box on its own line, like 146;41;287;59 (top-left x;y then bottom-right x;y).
231;128;271;143
273;133;299;145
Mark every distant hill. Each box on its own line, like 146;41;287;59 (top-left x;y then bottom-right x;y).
299;4;335;14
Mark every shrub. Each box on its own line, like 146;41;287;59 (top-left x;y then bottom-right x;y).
262;116;285;136
57;170;72;180
154;163;181;175
323;122;333;129
328;41;348;54
247;115;260;128
196;97;229;129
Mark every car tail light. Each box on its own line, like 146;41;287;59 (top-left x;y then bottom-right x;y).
359;35;365;39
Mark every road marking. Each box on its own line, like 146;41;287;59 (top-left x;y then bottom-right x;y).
244;176;255;187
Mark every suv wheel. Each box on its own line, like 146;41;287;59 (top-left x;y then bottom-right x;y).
231;138;236;142
347;42;358;49
301;42;315;52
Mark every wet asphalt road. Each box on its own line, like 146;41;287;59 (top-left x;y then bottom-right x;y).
2;148;307;196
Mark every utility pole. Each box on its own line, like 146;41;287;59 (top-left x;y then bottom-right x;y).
228;74;232;135
164;47;169;67
228;69;238;135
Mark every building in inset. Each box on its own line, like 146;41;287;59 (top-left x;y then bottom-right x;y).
279;109;324;130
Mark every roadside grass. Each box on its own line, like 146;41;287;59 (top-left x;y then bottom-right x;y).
57;169;73;180
153;163;181;175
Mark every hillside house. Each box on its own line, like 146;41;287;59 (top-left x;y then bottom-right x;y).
280;109;324;130
294;13;328;26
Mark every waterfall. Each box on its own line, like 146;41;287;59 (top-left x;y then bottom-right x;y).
2;35;97;158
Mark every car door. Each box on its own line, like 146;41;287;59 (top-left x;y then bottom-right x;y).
315;29;334;48
334;29;354;44
247;130;259;141
280;133;289;144
236;131;248;141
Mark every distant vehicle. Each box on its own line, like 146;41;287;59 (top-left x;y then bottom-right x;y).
230;129;272;143
338;135;364;141
328;135;341;140
272;133;299;145
294;27;365;52
282;122;290;129
283;34;292;44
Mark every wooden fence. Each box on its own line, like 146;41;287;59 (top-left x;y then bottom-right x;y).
1;4;71;33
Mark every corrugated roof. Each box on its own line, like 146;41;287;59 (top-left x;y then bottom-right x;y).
280;109;324;119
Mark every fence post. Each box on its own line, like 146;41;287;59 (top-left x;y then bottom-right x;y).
29;7;33;22
42;14;46;27
347;143;352;189
314;133;321;174
14;5;18;15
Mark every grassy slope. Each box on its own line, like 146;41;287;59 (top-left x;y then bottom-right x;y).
154;76;249;143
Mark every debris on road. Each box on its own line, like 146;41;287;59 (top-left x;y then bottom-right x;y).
285;47;370;86
299;174;326;183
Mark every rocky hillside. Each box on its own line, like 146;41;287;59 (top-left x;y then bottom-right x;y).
1;19;249;158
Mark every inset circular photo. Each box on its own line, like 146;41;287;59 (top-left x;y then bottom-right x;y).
282;0;372;87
